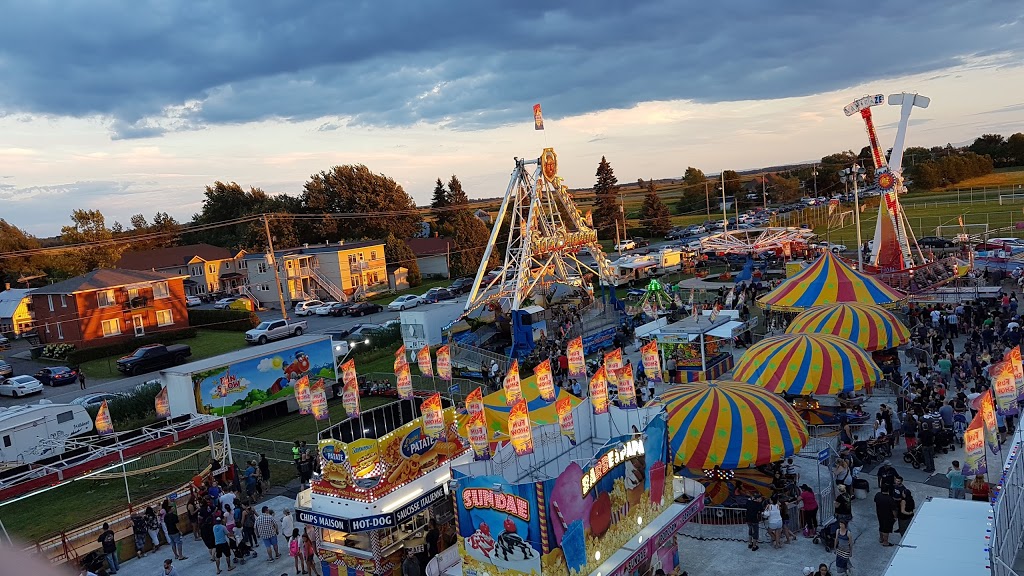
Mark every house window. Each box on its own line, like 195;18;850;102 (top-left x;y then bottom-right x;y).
56;323;63;340
97;290;116;308
192;266;202;276
153;281;170;299
348;254;357;264
257;262;268;274
225;262;232;269
208;264;216;273
47;295;54;312
370;250;377;260
60;294;67;308
239;260;247;269
156;309;174;327
3;435;10;448
101;318;121;337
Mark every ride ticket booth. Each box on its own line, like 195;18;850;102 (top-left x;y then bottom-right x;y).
449;398;704;576
297;398;472;575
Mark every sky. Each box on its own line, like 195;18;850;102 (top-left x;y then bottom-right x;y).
1;1;1023;236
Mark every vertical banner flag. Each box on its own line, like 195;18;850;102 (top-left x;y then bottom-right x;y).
567;336;586;378
980;390;999;456
604;348;622;388
992;361;1019;415
436;345;452;381
155;386;171;419
533;103;544;130
556;395;576;445
417;345;434;378
466;387;485;417
1010;346;1024;398
468;411;491;461
294;375;312;415
342;360;361;418
504;359;523;406
617;363;637;408
421;393;444;440
508;398;535;456
311;378;329;421
395;345;406;358
590;366;609;415
95;400;114;436
641;339;662;382
962;412;988;477
395;356;413;400
535;359;556;402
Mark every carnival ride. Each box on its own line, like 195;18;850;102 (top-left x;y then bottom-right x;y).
700;227;816;256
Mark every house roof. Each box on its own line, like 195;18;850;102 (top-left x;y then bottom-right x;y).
0;289;31;320
242;240;386;260
30;269;187;295
406;237;451;257
116;243;240;271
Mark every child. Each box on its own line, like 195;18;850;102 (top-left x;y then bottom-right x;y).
302;533;320;576
290;528;306;575
224;504;236;536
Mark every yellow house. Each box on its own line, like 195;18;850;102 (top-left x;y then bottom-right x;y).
0;288;34;337
244;240;388;307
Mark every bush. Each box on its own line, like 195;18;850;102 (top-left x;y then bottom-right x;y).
87;380;161;427
66;328;198;365
188;309;260;331
41;343;76;361
362;324;402;353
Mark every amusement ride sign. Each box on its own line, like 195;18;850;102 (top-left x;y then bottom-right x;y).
581;438;645;496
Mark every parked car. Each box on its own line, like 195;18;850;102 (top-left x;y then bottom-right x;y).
422;288;456;303
327;302;355;317
448;277;474;294
664;227;687;240
71;392;127;408
388;295;421;311
632;237;651;248
614;239;636;251
0;336;10;350
0;360;12;378
294;300;324;316
0;375;43;397
917;236;955;248
185;295;202;307
349;302;384;317
314;301;340;316
332;323;382;341
213;296;240;309
245;319;308;345
34;366;79;386
116;344;193;375
814;241;847;253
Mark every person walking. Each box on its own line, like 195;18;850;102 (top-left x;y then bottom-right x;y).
255;506;282;562
969;475;990;501
874;488;897;547
213;517;235;574
164;504;187;561
834;485;853;525
798;484;818;537
919;421;936;473
833;520;853;575
301;533;320;576
401;547;421;576
764;496;784;548
289;528;306;575
163;558;179;576
79;370;87;390
744;492;765;551
947;461;966;499
97;522;119;574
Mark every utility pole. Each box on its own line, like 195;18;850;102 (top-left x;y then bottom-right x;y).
264;214;289;320
762;174;767;211
813;164;818;199
704;181;710;220
721;172;728;233
839;166;867;271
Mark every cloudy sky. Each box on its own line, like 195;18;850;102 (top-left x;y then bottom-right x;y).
1;1;1023;236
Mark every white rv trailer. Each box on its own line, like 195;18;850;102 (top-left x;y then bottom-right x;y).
0;403;93;464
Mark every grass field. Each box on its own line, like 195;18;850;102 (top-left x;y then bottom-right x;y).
80;329;248;379
367;278;453;305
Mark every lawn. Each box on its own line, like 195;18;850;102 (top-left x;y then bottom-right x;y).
238;396;394;445
367;278;454;305
80;329;248;379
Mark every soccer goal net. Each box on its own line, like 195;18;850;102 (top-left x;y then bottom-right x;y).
999;194;1024;205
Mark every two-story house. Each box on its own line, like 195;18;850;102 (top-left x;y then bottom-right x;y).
406;237;451;279
244;240;388;309
0;287;34;338
30;269;189;349
115;243;248;297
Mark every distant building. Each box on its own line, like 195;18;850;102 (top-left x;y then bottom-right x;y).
115;243;248;297
0;288;34;338
30;269;189;348
474;209;493;226
406;237;452;279
244;240;388;309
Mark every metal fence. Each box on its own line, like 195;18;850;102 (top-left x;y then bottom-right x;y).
680;501;803;542
991;436;1024;575
217;432;297;464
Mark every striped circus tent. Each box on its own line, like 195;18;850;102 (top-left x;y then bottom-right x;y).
756;251;906;312
786;302;910;351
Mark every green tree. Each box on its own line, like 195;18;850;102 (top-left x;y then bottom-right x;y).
0;220;42;286
446;175;469;206
682;167;707;189
639;180;672;237
58;209;123;275
191;181;298;251
720;170;742;197
438;213;494;278
302;165;422;242
1006;133;1024;166
767;174;802;203
384;233;421;287
430;178;448;210
907;161;941;189
591;156;623;240
969;134;1007;165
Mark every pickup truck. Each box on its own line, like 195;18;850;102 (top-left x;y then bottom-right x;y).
245;319;307;345
116;344;192;375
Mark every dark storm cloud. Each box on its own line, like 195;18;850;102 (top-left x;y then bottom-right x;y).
0;1;1020;138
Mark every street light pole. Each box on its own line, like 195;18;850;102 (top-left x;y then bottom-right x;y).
839;165;867;271
721;172;728;233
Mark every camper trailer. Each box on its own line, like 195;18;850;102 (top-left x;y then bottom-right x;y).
0;403;93;463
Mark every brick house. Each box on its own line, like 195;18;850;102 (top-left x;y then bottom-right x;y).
30;269;190;349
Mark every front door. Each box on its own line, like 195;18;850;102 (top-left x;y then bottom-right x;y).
133;314;145;337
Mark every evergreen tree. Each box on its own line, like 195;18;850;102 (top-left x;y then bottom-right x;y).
640;180;672;237
446;175;469;206
591;156;623;240
431;178;448;209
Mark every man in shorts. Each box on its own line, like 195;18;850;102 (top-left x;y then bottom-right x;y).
255;506;282;562
213;517;234;573
744;492;765;551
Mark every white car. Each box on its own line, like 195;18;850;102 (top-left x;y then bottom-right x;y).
294;300;324;316
388;294;421;311
71;392;127;407
816;241;847;253
314;301;340;316
185;295;202;307
0;375;43;397
213;296;240;309
614;239;637;251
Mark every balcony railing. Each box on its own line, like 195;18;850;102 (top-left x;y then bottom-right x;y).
122;296;150;310
349;258;386;272
285;266;313;279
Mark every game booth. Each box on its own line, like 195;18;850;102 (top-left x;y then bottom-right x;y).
296;397;472;576
450;398;705;576
636;313;742;383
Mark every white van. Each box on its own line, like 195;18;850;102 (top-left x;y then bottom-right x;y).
0;403;94;463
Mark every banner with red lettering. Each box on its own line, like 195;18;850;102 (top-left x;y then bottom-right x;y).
567;336;586;378
980;390;999;457
155;386;170;419
395;356;413;400
641;339;662;382
617;363;637;408
95;400;114;436
466;387;485;418
311;378;329;421
421;392;444;440
556;394;576;445
294;375;312;415
504;359;522;406
395;345;406;359
992;361;1019;416
963;412;987;477
436;345;452;381
604;348;622;389
417;345;434;378
508;398;534;456
535;359;556;402
1010;346;1024;399
590;366;609;415
468;411;490;461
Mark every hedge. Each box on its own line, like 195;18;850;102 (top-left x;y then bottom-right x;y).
188;309;260;331
86;380;161;427
66;327;198;365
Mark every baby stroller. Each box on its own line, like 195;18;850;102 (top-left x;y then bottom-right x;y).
953;413;968;447
934;426;957;454
903;443;924;469
814;519;841;551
